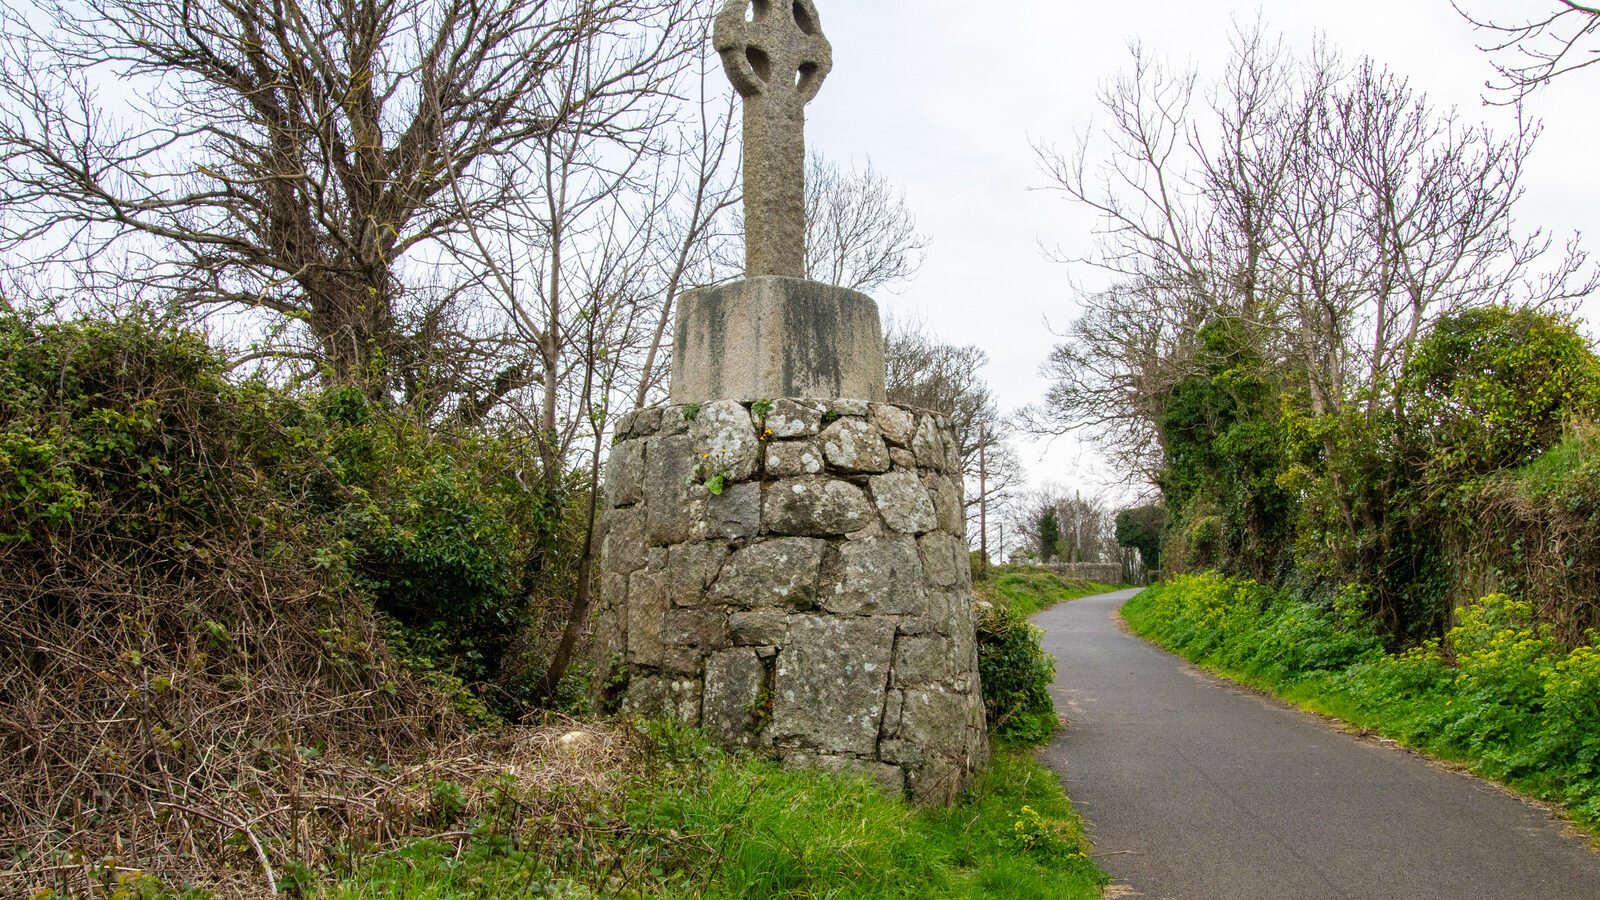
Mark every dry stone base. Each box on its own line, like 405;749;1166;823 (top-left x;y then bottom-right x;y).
593;399;988;804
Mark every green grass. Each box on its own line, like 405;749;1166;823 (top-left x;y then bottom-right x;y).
977;567;1126;617
1124;573;1600;836
325;726;1105;899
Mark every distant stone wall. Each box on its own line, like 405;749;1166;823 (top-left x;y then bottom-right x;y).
592;398;989;804
1042;562;1126;585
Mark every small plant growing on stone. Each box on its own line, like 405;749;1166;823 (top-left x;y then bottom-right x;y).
699;448;733;496
683;403;702;422
821;410;842;425
747;681;775;727
750;400;777;442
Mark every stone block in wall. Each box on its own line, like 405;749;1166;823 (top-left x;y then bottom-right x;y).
912;416;947;471
605;438;646;509
602;507;646;577
918;532;967;588
770;614;895;756
707;481;761;539
781;751;906;796
659;406;691;435
623;407;663;440
626;555;669;667
710;538;825;609
822;399;870;417
667;541;730;605
762;477;875;536
927;473;965;535
661;607;729;670
729;607;788;646
942;430;961;475
624;674;703;724
645;434;698;545
819;417;891;473
870;403;917;447
765;398;822;438
893;633;954;685
821;536;924;616
703;647;768;746
883;684;984;805
767;439;826;476
869;471;937;535
692;400;761;482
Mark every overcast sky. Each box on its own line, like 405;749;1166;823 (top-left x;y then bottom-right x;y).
796;0;1599;501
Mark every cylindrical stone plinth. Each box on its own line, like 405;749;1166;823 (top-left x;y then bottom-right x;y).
670;277;887;406
592;398;989;804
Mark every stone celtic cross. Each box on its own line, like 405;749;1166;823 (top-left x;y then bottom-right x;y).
714;0;833;279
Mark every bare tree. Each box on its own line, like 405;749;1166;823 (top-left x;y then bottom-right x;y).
1009;488;1118;565
1022;23;1594;483
804;153;928;293
1456;1;1600;100
428;12;743;698
630;54;743;408
883;317;1021;533
0;0;701;404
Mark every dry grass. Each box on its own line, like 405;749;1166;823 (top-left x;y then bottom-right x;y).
0;483;645;897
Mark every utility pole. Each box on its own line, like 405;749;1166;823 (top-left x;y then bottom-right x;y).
978;424;989;579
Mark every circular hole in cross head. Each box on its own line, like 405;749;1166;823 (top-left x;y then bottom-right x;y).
792;1;817;35
747;0;768;23
746;46;772;84
796;61;818;92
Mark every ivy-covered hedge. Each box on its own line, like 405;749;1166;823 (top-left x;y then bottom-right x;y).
0;312;578;715
972;568;1121;745
976;600;1059;745
1155;306;1600;645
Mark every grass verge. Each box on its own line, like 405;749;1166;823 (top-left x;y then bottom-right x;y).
1123;573;1600;836
976;567;1126;618
325;725;1105;899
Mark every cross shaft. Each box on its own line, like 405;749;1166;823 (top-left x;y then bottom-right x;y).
714;0;833;279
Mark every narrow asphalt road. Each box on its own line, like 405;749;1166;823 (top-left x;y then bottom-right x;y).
1036;589;1600;900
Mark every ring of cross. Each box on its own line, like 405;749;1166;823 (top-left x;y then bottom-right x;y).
714;0;833;104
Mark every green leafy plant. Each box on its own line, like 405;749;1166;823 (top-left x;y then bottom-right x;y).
1401;307;1600;483
1010;804;1090;862
976;601;1058;744
698;448;733;496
